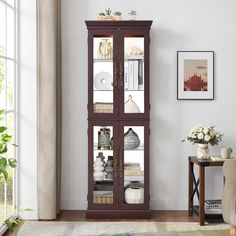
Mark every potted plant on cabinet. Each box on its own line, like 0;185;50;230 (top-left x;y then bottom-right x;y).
114;11;122;20
128;10;137;20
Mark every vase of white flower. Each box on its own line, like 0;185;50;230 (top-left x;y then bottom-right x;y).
197;143;209;159
184;125;223;159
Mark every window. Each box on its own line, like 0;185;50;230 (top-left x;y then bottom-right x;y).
0;0;17;223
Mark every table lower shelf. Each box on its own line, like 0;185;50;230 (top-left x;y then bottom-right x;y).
193;206;223;221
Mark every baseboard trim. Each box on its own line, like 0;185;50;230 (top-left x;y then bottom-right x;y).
60;199;87;210
60;198;188;210
150;198;188;210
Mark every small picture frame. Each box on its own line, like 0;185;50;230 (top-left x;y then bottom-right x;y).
177;51;214;100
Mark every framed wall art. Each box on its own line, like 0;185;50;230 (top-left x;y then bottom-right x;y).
177;51;214;100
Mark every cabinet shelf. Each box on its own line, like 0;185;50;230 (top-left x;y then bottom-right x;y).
94;59;113;62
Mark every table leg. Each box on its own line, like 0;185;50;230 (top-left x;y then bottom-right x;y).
188;160;193;216
199;166;205;226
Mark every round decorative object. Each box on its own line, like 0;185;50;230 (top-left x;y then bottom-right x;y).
94;171;105;178
94;166;104;171
197;143;209;159
94;71;113;90
106;173;113;179
125;187;144;204
105;166;113;172
106;160;113;166
124;95;140;113
124;128;140;150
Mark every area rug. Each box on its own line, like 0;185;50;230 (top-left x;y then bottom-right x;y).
18;221;231;236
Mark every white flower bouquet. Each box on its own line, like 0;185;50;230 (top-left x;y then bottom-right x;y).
186;125;223;146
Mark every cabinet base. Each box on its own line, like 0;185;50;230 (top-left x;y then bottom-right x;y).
86;209;151;219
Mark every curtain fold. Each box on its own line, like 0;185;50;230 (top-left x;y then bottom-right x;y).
37;0;61;220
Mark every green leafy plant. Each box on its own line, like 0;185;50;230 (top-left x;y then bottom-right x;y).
105;8;112;16
0;109;17;182
98;12;105;16
128;10;137;16
3;208;33;236
114;11;122;16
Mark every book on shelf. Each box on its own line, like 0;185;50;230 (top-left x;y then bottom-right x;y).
205;208;222;214
133;61;139;90
124;175;144;182
205;199;222;214
125;60;144;91
205;199;221;208
128;61;134;90
138;61;144;90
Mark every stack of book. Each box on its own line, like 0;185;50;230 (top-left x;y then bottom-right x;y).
124;162;142;176
124;60;144;91
205;199;222;214
124;162;144;182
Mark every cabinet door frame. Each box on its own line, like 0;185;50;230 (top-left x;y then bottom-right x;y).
87;120;119;210
117;120;150;210
88;29;120;120
118;29;151;120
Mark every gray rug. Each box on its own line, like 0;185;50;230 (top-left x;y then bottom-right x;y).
18;221;231;236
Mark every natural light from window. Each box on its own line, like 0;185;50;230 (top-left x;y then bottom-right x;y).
0;0;17;224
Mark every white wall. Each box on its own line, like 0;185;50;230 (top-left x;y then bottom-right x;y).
61;0;236;210
18;0;37;219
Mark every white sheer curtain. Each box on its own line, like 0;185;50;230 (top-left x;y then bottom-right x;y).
36;0;61;219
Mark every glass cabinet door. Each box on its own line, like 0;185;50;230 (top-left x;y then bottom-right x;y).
119;122;149;209
123;37;145;114
92;125;117;206
93;36;114;114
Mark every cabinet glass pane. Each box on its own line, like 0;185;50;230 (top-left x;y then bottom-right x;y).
93;37;113;114
124;37;144;113
93;126;114;204
124;126;144;204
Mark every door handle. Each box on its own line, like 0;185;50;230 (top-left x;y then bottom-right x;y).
112;63;118;87
119;62;123;87
119;153;123;177
113;154;117;178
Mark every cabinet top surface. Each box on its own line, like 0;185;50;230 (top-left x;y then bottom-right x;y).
85;20;153;29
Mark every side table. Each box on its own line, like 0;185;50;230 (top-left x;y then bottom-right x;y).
188;156;224;226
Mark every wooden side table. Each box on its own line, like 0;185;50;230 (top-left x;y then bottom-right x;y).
188;156;224;226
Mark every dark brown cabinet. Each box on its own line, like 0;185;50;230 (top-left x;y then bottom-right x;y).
85;20;152;218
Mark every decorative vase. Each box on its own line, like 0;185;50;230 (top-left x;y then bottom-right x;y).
94;152;105;181
125;187;144;204
98;127;111;150
98;39;112;59
124;95;140;113
124;128;140;150
197;143;209;159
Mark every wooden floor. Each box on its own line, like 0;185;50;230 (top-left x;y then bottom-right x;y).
4;210;199;235
56;210;199;222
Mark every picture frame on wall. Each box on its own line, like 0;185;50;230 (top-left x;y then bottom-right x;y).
177;51;214;100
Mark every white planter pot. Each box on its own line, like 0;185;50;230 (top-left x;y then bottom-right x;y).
125;187;144;204
197;143;209;159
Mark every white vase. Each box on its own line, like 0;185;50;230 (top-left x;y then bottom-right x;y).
125;187;144;204
197;143;209;159
124;95;140;113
